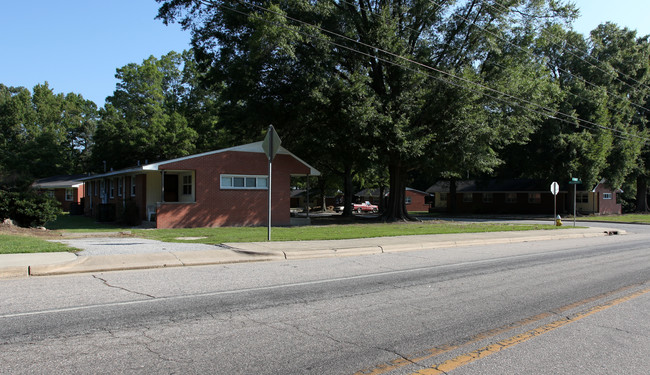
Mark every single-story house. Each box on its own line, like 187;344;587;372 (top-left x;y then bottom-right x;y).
32;174;86;213
426;179;621;215
355;187;432;213
81;142;320;228
575;179;622;215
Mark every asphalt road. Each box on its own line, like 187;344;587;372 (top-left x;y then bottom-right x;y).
1;222;648;374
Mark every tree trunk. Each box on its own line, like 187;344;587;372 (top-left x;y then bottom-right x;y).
382;159;416;222
342;164;354;217
318;177;327;211
378;185;386;213
449;178;457;214
636;175;649;212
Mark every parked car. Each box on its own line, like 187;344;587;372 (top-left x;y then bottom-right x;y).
335;201;379;213
353;201;378;213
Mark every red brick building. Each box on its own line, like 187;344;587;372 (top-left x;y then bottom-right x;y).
82;142;319;228
426;179;621;215
32;175;86;213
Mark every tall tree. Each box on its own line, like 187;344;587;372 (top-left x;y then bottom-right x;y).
157;0;576;220
500;23;649;203
91;52;199;171
0;83;97;180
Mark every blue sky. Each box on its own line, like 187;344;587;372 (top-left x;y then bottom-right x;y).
1;0;649;107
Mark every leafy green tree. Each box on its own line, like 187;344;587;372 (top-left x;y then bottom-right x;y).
157;0;576;220
91;52;199;170
500;23;649;208
0;83;97;179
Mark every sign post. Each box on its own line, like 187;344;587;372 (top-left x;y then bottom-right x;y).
568;178;581;227
550;181;559;225
262;125;281;241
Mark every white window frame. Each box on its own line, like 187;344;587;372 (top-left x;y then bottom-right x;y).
109;179;115;199
182;174;193;195
220;174;268;190
117;178;123;197
65;188;74;201
131;176;136;197
405;196;412;205
603;193;612;200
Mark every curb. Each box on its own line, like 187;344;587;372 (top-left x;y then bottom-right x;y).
1;228;624;278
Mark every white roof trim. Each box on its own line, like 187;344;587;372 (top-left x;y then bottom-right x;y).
82;141;320;180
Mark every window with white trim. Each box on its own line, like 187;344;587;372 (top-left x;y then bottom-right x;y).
405;196;412;205
65;188;74;201
109;179;114;198
221;175;268;189
603;193;612;200
118;178;123;197
182;175;193;195
131;177;136;196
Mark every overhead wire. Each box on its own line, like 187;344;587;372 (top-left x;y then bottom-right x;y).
196;0;648;142
441;0;650;116
484;0;650;101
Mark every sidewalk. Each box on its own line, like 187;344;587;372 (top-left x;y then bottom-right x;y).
0;226;621;279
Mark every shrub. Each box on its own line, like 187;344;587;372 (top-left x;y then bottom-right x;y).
0;189;62;227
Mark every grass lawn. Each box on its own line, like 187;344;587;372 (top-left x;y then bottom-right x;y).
0;234;73;254
134;221;564;244
1;214;568;253
577;214;650;224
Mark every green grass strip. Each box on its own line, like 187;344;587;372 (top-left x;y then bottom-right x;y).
0;234;73;254
135;222;563;244
577;214;650;224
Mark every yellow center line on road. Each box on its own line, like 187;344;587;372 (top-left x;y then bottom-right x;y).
353;284;642;375
413;287;650;375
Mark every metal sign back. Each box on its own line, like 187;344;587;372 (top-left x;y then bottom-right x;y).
262;125;281;161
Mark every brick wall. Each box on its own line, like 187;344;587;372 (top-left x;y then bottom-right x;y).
406;190;430;212
156;151;310;228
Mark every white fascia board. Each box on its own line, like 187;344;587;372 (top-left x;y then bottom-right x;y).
145;141;321;176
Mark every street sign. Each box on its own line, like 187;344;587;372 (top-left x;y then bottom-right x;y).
550;181;559;196
262;125;281;161
568;177;581;185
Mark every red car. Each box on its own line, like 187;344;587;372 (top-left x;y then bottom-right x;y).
353;201;379;213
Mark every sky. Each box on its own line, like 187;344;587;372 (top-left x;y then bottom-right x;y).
1;0;649;107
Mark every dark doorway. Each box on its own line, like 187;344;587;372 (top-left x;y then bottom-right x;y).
164;174;179;202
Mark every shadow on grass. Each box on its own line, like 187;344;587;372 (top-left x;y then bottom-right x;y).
46;214;129;232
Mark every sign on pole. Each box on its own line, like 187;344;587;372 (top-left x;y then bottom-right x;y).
568;178;581;227
550;182;559;225
262;125;281;241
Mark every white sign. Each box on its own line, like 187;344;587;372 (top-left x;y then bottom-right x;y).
550;181;559;196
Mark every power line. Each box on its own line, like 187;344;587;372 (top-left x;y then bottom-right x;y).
198;0;648;142
484;0;650;100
